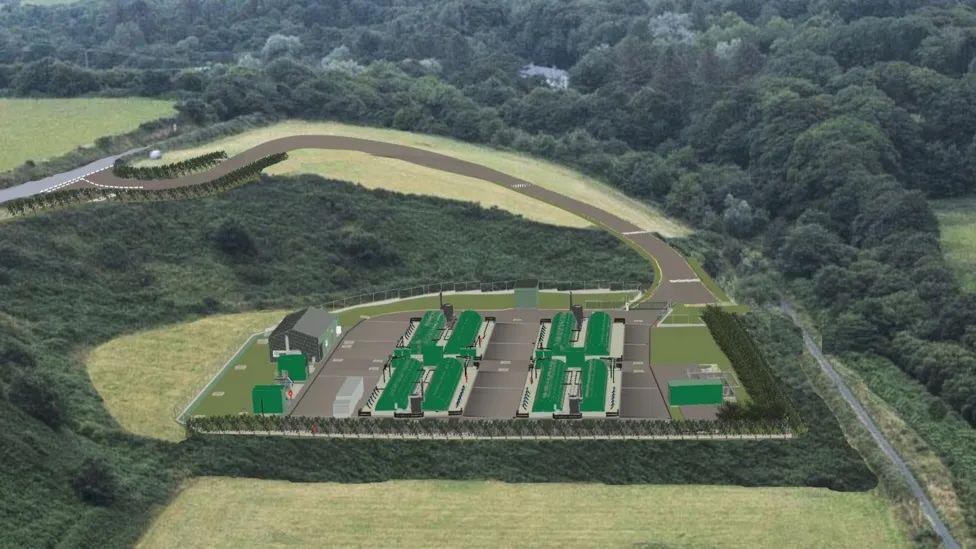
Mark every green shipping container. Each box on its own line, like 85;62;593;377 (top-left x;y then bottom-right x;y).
252;384;285;414
564;347;585;368
668;379;724;406
277;353;307;381
393;347;411;359
422;343;444;365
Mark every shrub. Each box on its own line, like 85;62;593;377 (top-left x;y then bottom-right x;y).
702;307;799;424
8;372;62;428
211;220;255;258
71;457;118;506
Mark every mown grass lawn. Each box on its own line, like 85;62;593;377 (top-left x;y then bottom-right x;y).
138;120;689;233
651;325;731;367
932;197;976;292
138;478;908;548
85;310;286;441
0;97;175;173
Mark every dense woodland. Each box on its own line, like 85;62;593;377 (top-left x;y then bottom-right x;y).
2;0;976;544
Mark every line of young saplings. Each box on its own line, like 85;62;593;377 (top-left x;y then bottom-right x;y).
700;306;801;425
185;414;795;438
3;152;288;217
112;150;228;180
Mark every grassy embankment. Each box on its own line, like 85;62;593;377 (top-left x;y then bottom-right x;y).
138;478;907;548
0;98;174;173
932;197;976;292
135;120;689;234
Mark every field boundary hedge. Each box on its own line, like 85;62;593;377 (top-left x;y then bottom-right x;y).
186;414;795;439
702;306;801;425
4;152;287;217
112;150;227;179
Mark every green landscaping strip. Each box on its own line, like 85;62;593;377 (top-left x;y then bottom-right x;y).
443;310;482;355
688;259;730;302
583;311;611;356
421;358;464;411
375;357;423;412
547;312;576;354
580;359;608;412
408;310;445;353
532;358;567;413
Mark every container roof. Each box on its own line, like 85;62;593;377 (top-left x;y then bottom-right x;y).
668;378;723;387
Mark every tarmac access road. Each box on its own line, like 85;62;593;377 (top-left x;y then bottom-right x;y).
0;147;144;204
781;300;960;549
68;135;716;304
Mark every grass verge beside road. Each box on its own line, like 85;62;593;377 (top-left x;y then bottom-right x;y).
0;98;175;173
138;478;908;548
135;120;688;234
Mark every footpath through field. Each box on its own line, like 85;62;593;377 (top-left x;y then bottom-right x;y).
72;135;716;303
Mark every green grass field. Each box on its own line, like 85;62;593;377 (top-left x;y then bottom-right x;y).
136;120;689;233
651;326;731;367
138;478;908;548
932;197;976;292
651;325;749;404
0;98;175;173
85;310;287;441
188;336;278;417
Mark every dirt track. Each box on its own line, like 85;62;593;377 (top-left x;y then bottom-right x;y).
79;135;717;304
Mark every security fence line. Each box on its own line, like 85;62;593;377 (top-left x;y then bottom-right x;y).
187;430;794;441
318;279;647;311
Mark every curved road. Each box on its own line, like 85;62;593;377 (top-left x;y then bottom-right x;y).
0;147;144;203
69;135;716;304
781;301;959;548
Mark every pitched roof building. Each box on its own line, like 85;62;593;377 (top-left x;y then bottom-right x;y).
268;307;339;364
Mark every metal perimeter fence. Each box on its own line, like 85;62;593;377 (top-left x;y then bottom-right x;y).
319;280;646;311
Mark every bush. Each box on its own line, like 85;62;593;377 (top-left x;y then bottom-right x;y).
71;457;118;507
8;372;62;429
112;150;227;180
211;220;255;258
